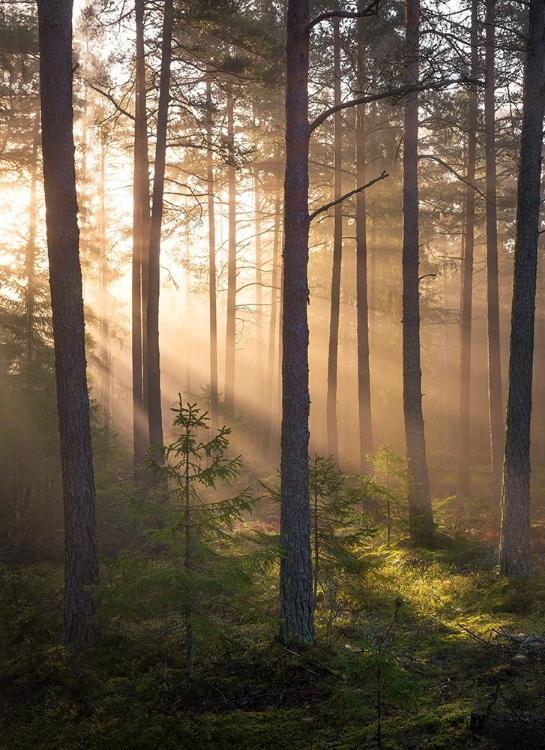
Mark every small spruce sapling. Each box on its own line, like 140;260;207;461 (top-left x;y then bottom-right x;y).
102;399;256;682
263;455;375;632
146;399;255;680
349;446;408;546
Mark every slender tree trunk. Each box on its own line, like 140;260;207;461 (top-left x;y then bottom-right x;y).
279;0;314;646
99;128;111;433
326;18;342;461
499;0;545;578
402;0;435;545
133;0;150;468
26;110;40;363
224;86;237;422
262;177;282;458
485;0;503;502
535;249;545;466
356;8;373;474
456;0;478;501
254;160;264;431
147;0;173;452
37;0;100;649
207;79;219;431
185;240;192;395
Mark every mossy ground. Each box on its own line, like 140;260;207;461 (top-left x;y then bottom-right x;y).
2;499;545;749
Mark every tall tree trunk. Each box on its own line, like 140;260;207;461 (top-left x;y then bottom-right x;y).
356;7;373;474
402;0;435;545
262;176;282;458
326;18;342;461
499;0;545;578
224;86;237;422
206;78;219;432
254;159;264;429
37;0;100;649
26;110;40;363
456;0;478;502
132;0;150;468
99;127;111;433
147;0;173;452
185;240;192;395
485;0;503;502
535;249;545;466
280;0;314;646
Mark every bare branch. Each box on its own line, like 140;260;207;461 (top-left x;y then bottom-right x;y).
419;153;488;201
86;81;135;122
306;0;382;32
310;76;482;133
309;170;388;222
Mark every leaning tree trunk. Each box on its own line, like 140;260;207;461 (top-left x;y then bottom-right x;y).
326;18;343;462
147;0;173;453
499;0;545;578
456;0;478;502
37;0;100;649
279;0;315;646
485;0;503;503
402;0;435;545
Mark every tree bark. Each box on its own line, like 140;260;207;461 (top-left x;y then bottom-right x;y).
402;0;435;545
25;110;40;363
254;154;264;418
485;0;503;502
147;0;173;452
279;0;314;646
132;0;150;468
356;6;373;474
456;0;478;502
262;173;282;458
499;0;545;578
99;127;111;434
224;85;237;422
37;0;100;649
326;18;342;462
206;78;219;432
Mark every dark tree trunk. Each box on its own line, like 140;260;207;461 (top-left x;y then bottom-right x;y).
499;0;545;578
206;78;219;432
402;0;435;545
224;86;237;422
356;7;373;474
326;18;342;462
485;0;503;502
132;0;150;468
456;0;478;502
147;0;173;452
37;0;100;649
279;0;314;646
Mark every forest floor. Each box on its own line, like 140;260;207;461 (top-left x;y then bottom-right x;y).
2;488;545;749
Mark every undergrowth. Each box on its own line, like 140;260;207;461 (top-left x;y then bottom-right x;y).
2;525;545;750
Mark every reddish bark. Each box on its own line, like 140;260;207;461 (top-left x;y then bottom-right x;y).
37;0;100;649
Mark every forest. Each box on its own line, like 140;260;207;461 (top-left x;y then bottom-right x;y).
2;0;545;747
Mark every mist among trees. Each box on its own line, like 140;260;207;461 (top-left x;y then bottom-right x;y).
2;0;545;747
